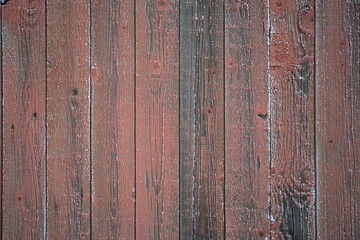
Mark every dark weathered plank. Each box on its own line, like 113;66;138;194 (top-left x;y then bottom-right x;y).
136;0;179;239
91;0;135;239
180;0;224;239
316;0;360;239
46;0;91;238
269;0;315;239
224;0;270;239
2;0;46;238
0;7;2;238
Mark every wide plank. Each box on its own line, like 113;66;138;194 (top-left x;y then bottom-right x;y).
91;0;135;238
136;0;179;239
46;0;91;238
180;0;224;239
269;0;315;238
2;0;46;238
225;0;270;239
316;0;360;239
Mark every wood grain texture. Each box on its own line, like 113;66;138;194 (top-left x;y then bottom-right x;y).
225;0;270;239
2;1;360;238
180;0;224;239
136;0;179;239
46;0;91;238
2;0;46;238
269;0;315;239
316;0;360;239
91;0;135;239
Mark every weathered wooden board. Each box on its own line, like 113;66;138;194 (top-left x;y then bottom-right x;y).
0;7;2;238
225;0;270;239
1;1;360;239
46;0;91;238
136;0;179;239
269;0;315;239
2;0;46;238
316;0;360;239
179;1;224;239
91;0;135;239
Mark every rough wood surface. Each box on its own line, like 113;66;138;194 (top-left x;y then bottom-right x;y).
225;0;270;239
269;0;315;239
179;1;224;239
2;0;46;238
46;0;91;238
1;1;360;239
136;0;179;239
316;0;360;239
91;0;135;239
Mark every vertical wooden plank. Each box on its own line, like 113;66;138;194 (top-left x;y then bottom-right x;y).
269;0;315;239
2;0;46;238
91;0;135;239
225;0;270;239
46;0;90;238
180;0;224;239
0;7;2;238
316;0;360;239
136;0;179;239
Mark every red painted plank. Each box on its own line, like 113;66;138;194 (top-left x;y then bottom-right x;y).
91;0;135;239
316;0;360;239
269;0;315;238
179;1;224;239
2;0;46;238
46;0;91;238
225;0;270;239
135;0;179;239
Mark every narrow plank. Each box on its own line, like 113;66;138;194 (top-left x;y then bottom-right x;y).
225;0;270;239
46;0;91;238
136;0;179;239
316;0;360;239
180;0;224;239
2;0;46;238
269;0;315;239
91;0;135;239
0;7;2;238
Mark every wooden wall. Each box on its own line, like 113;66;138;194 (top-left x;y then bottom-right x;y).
0;0;359;239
